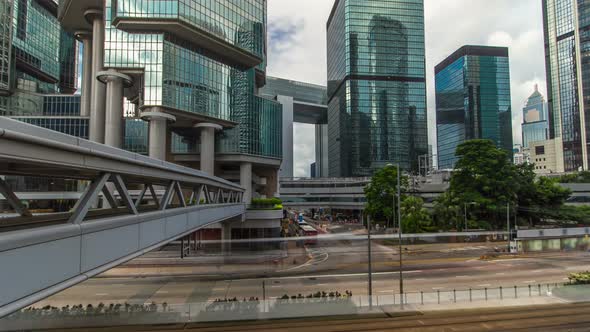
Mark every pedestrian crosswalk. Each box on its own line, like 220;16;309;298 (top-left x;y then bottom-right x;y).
439;246;491;253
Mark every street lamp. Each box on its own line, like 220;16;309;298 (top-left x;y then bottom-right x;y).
386;163;403;306
464;202;476;232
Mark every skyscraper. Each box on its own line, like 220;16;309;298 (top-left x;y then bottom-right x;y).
435;46;513;170
543;0;590;172
59;0;282;201
0;0;81;134
522;85;549;149
326;0;428;177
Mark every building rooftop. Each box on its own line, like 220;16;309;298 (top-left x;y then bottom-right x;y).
435;45;509;75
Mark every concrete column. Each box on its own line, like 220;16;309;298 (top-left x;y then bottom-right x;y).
240;162;253;204
98;70;133;148
221;221;232;255
195;123;222;175
265;169;279;198
85;9;106;143
277;95;294;178
74;31;92;117
141;109;176;160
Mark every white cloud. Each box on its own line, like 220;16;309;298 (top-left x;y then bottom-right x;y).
267;0;546;176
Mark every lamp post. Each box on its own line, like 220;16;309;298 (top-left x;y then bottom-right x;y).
387;163;403;307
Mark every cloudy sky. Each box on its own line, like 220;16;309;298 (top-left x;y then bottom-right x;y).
266;0;547;177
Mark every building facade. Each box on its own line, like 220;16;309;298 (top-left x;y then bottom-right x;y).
543;0;590;172
522;85;549;149
435;45;513;170
0;0;79;122
58;0;282;202
260;76;328;178
530;138;565;174
326;0;428;177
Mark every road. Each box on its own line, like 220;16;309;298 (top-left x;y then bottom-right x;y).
33;245;590;308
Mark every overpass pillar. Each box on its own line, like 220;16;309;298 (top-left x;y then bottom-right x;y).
240;162;252;204
74;31;92;118
98;70;133;148
195;123;222;175
221;221;232;255
85;9;106;143
141;108;176;160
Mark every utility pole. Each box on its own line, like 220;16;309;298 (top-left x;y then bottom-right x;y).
507;202;511;252
397;164;403;308
367;213;373;308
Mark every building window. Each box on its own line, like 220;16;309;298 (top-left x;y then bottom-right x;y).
535;146;545;155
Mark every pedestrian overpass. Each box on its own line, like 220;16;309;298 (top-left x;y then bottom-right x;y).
0;118;246;317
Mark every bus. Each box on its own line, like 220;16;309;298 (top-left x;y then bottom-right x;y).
299;224;318;245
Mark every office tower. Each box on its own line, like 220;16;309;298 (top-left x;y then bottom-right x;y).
543;0;590;171
522;85;549;148
435;45;513;169
326;0;428;177
59;0;282;201
260;76;328;178
0;0;82;135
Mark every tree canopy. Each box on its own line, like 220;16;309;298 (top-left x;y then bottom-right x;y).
439;139;573;229
364;165;409;227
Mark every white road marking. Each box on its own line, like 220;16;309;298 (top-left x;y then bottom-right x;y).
478;284;492;287
455;275;469;278
156;290;169;294
495;273;506;276
95;293;109;296
378;290;395;293
523;280;536;284
432;287;445;290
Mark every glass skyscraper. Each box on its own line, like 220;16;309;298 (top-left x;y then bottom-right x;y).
543;0;590;172
522;85;549;149
435;46;513;170
326;0;428;177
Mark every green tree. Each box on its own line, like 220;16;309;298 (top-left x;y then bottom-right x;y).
559;171;590;183
449;140;517;227
364;166;409;227
401;196;431;233
433;192;462;230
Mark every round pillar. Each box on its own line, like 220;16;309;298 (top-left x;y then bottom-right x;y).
98;70;133;148
194;123;223;175
141;110;176;160
74;31;92;118
85;9;106;143
240;162;253;204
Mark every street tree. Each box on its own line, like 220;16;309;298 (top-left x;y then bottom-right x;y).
401;196;431;233
364;165;409;228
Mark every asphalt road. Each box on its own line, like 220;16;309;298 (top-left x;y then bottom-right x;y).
33;245;590;308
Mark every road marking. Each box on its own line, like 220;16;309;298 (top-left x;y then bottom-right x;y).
156;290;169;294
455;275;469;278
95;293;109;296
378;290;394;293
523;280;536;284
271;285;282;288
532;270;544;273
495;273;505;276
405;270;423;274
432;287;445;290
413;278;426;281
212;288;225;291
478;284;492;287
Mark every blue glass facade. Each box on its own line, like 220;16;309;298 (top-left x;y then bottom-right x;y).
103;0;282;160
327;0;428;177
543;0;590;171
521;87;549;148
435;46;513;170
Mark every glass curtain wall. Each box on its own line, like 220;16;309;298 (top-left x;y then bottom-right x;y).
327;0;428;177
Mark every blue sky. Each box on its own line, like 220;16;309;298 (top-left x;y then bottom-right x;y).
267;0;547;177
